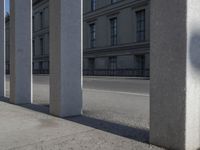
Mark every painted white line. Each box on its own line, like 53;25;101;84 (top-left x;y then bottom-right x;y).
84;89;149;97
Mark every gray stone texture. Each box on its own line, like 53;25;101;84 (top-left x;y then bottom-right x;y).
49;0;82;117
150;0;200;149
10;0;32;104
0;100;163;150
0;0;5;97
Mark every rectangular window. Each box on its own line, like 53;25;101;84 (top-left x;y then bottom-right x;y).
33;40;35;56
135;54;145;76
88;58;95;70
90;23;96;48
32;16;35;31
109;56;117;70
111;0;117;4
40;37;44;55
40;11;44;29
136;9;145;42
91;0;96;11
110;18;117;46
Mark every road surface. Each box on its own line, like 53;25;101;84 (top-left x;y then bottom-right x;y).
6;75;150;129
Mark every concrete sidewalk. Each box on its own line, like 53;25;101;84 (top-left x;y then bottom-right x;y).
0;99;164;150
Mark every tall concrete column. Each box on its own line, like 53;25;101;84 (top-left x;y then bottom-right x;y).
10;0;32;104
0;0;5;98
49;0;82;117
150;0;200;149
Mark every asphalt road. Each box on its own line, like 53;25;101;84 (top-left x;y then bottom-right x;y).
6;75;150;129
84;77;149;94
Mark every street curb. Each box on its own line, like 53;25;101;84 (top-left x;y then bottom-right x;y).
84;76;150;80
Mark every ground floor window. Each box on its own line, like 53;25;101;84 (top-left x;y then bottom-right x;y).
33;61;49;74
109;56;117;70
135;54;145;76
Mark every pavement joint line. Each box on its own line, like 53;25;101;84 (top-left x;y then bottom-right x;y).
7;129;96;150
84;89;149;97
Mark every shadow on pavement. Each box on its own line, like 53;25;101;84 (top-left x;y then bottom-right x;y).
0;97;49;114
0;97;149;144
66;115;149;143
20;103;49;114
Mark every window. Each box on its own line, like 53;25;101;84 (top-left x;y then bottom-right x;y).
88;58;95;70
109;56;117;70
90;23;96;48
135;55;145;76
40;11;44;29
91;0;96;11
40;37;44;55
33;40;35;56
136;9;145;42
39;61;43;71
32;16;35;31
110;17;117;46
111;0;117;4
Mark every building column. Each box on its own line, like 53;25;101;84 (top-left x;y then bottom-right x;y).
10;0;32;104
49;0;82;117
0;0;5;98
150;0;200;150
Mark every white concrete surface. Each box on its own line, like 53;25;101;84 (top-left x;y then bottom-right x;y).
150;0;200;149
10;0;32;104
49;0;82;117
0;0;5;97
3;75;167;149
0;100;164;150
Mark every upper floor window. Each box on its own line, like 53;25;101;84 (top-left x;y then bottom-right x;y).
90;23;96;48
32;16;35;31
136;9;145;42
110;17;117;46
111;0;117;4
91;0;96;11
40;11;44;29
40;37;44;55
33;39;35;56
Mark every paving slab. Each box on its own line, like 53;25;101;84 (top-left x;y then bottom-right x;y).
0;100;164;150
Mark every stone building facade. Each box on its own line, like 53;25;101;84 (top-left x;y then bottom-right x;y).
6;0;150;77
32;0;49;74
83;0;150;77
6;14;10;74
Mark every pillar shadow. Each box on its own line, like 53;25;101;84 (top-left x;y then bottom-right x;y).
0;98;149;143
20;103;49;114
0;97;49;114
66;115;149;143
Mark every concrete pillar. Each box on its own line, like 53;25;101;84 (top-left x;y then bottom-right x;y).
0;0;5;98
150;0;200;149
10;0;32;104
49;0;82;117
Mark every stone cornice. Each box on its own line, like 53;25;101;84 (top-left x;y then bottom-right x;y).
84;42;149;56
84;0;149;22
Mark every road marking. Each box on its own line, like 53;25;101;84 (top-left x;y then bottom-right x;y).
84;89;149;97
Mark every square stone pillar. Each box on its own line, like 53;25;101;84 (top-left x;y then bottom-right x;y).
10;0;32;104
150;0;200;149
49;0;82;117
0;0;5;98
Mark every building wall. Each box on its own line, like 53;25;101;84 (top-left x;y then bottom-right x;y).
6;0;150;77
83;0;150;77
32;0;49;74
